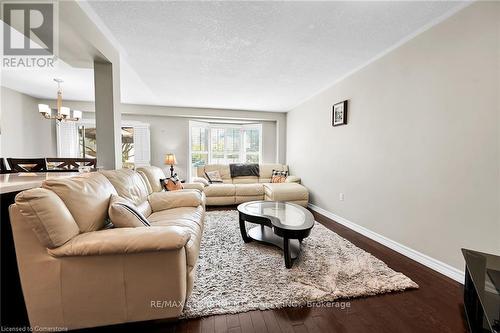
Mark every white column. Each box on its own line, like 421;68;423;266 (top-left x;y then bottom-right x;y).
94;60;122;169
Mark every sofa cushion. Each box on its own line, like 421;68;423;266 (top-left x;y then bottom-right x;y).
148;206;204;228
263;183;309;202
15;188;80;248
203;184;235;197
235;183;264;196
43;173;117;232
100;169;150;206
108;195;151;228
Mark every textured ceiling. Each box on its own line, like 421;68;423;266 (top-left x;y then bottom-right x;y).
2;1;467;111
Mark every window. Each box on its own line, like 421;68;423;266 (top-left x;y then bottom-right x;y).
77;126;97;159
189;121;262;178
210;126;241;164
121;127;135;169
58;120;150;168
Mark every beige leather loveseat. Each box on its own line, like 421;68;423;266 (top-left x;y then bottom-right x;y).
192;163;309;207
9;169;205;330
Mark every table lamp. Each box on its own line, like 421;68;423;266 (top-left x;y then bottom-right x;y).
164;153;177;177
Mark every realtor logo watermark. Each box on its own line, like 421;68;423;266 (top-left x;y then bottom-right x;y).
1;0;58;68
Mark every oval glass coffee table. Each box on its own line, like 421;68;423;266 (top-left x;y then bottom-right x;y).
237;201;314;268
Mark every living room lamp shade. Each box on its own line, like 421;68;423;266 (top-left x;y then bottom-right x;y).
164;154;177;166
164;153;177;177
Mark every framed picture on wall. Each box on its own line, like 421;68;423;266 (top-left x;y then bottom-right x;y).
332;100;348;126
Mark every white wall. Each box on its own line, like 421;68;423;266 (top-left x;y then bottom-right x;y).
0;87;57;158
261;121;277;164
287;2;500;271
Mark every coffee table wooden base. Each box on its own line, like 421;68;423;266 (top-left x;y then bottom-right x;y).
247;226;301;268
237;201;314;269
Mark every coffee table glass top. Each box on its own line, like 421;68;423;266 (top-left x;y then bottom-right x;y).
239;201;313;229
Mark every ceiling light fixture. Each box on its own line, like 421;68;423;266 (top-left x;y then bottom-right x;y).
38;78;82;122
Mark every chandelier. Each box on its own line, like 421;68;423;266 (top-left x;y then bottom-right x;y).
38;78;82;122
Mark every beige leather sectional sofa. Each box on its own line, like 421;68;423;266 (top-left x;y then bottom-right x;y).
191;163;309;207
9;169;205;330
8;164;308;330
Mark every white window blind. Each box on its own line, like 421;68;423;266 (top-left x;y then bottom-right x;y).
133;124;150;167
56;121;79;157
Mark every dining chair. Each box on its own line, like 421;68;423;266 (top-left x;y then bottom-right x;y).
46;157;97;170
7;158;48;172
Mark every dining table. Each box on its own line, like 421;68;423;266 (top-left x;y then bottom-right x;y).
0;172;81;327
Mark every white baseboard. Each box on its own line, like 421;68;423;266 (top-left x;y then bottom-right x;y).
308;203;465;284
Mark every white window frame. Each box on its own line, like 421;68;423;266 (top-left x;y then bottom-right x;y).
188;121;263;179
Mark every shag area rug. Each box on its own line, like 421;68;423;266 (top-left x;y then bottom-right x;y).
181;210;418;318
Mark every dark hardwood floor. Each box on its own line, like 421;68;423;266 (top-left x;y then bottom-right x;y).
80;206;467;333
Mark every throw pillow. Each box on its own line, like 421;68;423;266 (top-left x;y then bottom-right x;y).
108;195;150;227
160;177;184;191
205;170;223;183
271;170;288;183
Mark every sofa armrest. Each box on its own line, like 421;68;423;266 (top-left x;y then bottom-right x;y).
286;176;301;184
148;190;203;212
177;188;206;207
48;226;190;257
191;177;209;187
182;182;205;191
